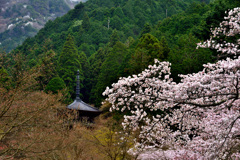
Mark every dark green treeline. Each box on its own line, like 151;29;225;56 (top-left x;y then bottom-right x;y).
2;0;240;107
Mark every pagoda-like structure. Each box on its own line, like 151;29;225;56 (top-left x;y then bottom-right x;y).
67;70;101;121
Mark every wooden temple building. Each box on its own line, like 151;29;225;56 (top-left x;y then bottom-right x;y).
67;70;101;121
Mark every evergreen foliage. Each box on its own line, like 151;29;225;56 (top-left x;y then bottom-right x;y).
45;77;66;94
0;67;10;89
82;13;91;31
36;50;58;90
128;33;166;74
95;41;128;106
3;0;240;106
58;35;82;96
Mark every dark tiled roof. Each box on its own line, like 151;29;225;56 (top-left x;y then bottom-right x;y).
67;97;100;112
66;70;100;113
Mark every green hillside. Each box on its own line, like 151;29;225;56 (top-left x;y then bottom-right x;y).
16;0;208;54
3;0;240;107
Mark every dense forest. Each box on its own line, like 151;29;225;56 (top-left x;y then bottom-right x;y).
0;0;240;158
1;0;239;105
4;0;223;106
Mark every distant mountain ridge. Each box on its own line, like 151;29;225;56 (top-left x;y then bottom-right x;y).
0;0;86;52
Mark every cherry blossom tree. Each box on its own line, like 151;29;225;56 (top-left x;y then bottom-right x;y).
103;8;240;159
197;7;240;59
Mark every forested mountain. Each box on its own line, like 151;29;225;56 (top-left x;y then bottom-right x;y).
0;0;85;52
2;0;240;107
1;0;240;158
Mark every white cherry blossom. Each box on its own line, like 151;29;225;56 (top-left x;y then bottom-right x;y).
103;8;240;159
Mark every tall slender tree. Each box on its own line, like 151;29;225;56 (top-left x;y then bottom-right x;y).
128;33;163;74
82;13;90;31
58;35;81;96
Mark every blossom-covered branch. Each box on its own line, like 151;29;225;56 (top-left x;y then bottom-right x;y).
197;7;240;58
103;7;240;159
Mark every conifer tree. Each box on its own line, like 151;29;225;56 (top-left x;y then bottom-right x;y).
159;36;170;59
137;33;163;62
45;77;66;94
0;67;10;89
129;33;163;74
140;23;152;37
109;29;119;47
88;47;108;103
36;50;57;90
79;51;91;101
58;35;81;96
82;13;90;31
95;42;128;106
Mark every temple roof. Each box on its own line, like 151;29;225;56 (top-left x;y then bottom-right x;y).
66;70;100;113
67;97;100;112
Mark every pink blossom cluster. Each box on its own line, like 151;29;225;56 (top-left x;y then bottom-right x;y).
197;8;240;58
103;8;240;159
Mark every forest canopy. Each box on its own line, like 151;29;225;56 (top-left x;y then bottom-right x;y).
2;0;240;107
